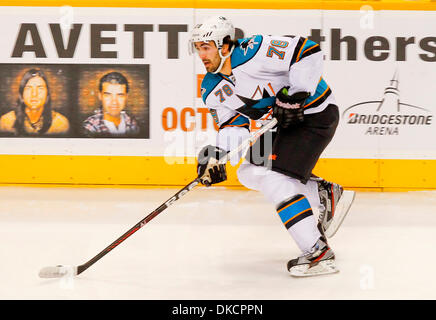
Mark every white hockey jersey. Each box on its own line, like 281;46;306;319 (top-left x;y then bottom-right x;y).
201;35;336;132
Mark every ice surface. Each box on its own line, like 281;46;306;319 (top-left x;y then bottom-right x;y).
0;186;435;299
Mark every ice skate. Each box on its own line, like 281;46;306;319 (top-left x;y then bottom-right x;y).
287;236;339;277
316;179;355;238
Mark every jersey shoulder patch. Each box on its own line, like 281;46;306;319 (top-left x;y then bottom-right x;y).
290;37;321;66
231;35;264;69
201;72;223;104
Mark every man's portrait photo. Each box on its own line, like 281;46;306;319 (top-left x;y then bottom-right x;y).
79;65;149;138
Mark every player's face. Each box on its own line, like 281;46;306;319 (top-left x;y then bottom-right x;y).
99;82;127;118
22;76;48;110
194;41;221;73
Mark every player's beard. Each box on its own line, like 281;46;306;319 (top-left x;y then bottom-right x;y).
205;54;222;73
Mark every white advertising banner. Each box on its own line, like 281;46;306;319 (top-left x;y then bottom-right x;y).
0;6;434;159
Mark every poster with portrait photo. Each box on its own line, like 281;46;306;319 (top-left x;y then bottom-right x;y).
0;63;150;139
0;64;74;137
77;64;150;139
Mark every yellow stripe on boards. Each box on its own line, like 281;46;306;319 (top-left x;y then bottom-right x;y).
0;0;435;11
0;155;435;190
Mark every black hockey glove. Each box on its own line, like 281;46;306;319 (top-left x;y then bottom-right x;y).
197;145;228;187
273;87;310;129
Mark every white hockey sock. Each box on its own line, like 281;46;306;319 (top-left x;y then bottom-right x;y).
237;162;322;253
276;194;321;253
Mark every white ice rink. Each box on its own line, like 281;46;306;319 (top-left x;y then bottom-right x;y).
0;185;435;300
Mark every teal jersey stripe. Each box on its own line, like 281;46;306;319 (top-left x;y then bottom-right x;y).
201;73;223;104
230;115;250;126
304;78;329;106
297;39;319;60
220;114;250;129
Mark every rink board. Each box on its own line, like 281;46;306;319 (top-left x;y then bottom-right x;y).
0;2;435;189
0;155;435;190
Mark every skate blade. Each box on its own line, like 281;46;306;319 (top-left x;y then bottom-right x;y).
289;260;339;277
325;190;356;238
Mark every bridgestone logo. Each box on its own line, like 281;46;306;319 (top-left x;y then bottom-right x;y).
342;73;433;136
348;113;433;126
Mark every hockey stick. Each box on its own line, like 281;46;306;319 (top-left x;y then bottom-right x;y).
38;118;278;278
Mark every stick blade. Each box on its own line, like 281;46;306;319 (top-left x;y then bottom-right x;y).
38;265;77;278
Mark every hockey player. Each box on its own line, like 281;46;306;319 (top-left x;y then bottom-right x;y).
191;15;355;277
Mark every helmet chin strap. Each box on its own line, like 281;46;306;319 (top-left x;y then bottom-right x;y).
212;46;235;74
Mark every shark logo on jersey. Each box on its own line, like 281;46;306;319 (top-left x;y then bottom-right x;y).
235;89;275;120
236;88;273;108
240;36;259;56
